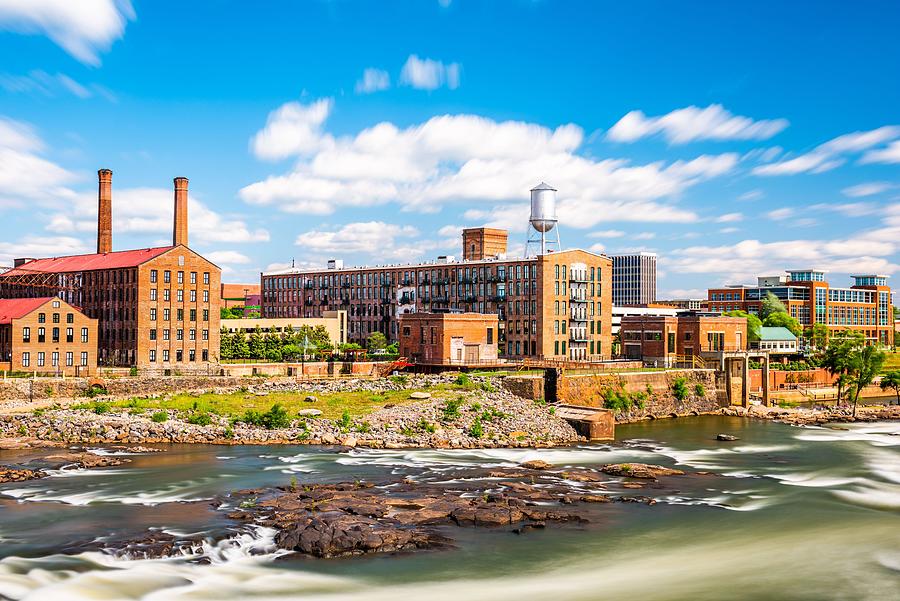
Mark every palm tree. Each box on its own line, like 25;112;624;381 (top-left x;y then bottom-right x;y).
880;370;900;405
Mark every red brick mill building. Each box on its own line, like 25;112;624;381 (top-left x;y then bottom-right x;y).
0;170;221;370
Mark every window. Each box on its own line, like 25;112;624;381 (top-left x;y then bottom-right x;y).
65;352;73;367
51;351;59;367
150;270;158;283
22;352;30;367
38;327;45;343
81;327;88;343
177;329;183;341
487;327;493;344
176;350;183;362
52;313;60;323
149;329;157;341
190;271;197;284
162;349;169;362
190;290;196;303
150;308;157;321
202;329;208;341
189;349;196;362
150;289;157;301
189;329;196;341
177;309;184;321
203;290;209;303
202;349;208;361
163;329;170;341
189;309;196;321
66;313;73;324
203;272;210;285
164;289;170;302
52;327;59;343
81;352;88;366
66;327;73;343
177;290;183;302
202;309;209;321
177;271;184;284
38;313;45;323
164;270;171;283
37;352;45;367
22;327;30;343
149;349;157;363
163;308;170;321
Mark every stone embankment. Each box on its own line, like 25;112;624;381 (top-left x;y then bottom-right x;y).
0;380;579;449
718;403;900;425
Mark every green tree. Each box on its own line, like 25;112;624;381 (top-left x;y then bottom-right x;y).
822;331;865;405
804;323;829;352
232;332;250;359
846;344;886;417
366;331;388;352
263;326;281;356
248;326;265;360
281;344;302;361
762;311;802;337
759;291;788;320
880;370;900;405
220;327;234;360
724;310;762;342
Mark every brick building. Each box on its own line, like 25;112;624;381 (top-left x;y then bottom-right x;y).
221;283;260;310
0;170;221;368
261;220;612;361
0;297;98;374
620;314;747;365
399;312;499;365
708;270;894;346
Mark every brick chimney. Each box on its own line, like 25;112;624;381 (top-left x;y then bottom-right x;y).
173;176;188;247
97;169;113;254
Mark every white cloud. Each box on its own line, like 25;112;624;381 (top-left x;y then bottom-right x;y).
766;207;794;221
842;181;894;197
606;104;788;144
205;250;251;265
738;189;764;201
294;222;421;260
0;70;107;99
588;229;626;238
0;0;134;65
715;212;743;223
0;116;78;207
588;242;605;253
0;235;89;266
718;227;739;234
754;125;900;176
400;54;460;90
241;99;736;224
355;68;390;94
860;140;900;165
809;202;878;217
250;98;333;161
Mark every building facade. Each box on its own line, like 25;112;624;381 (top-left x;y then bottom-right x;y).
708;270;894;346
0;297;98;374
611;252;657;306
620;314;748;364
399;312;499;364
753;327;798;355
261;228;612;361
0;170;221;368
221;311;347;346
221;283;261;310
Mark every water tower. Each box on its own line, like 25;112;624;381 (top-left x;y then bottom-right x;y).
524;182;562;256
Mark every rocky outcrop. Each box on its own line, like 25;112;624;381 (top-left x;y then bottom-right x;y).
600;463;685;479
0;466;45;483
719;403;900;425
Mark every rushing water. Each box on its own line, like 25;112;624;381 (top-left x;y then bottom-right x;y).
1;417;898;600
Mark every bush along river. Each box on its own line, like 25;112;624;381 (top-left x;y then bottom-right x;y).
0;416;899;600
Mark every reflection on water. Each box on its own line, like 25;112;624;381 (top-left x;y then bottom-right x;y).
0;417;898;600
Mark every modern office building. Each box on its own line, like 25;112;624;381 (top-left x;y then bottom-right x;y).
0;297;98;374
0;170;221;368
611;252;657;306
707;269;894;346
261;221;613;361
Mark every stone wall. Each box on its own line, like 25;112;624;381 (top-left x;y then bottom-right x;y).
501;375;544;401
0;375;248;402
221;361;381;377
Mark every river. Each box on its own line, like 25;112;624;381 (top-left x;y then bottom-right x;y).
1;416;898;600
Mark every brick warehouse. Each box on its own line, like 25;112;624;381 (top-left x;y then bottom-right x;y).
261;220;613;361
399;312;499;365
708;269;894;346
0;297;98;374
0;170;221;369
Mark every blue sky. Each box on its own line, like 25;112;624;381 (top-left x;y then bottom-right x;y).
1;0;899;298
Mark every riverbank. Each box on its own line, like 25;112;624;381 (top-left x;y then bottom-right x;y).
718;403;900;425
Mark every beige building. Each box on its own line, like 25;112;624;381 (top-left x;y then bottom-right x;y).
399;312;499;365
221;311;347;346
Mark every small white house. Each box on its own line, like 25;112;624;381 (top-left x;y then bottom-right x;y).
754;326;798;355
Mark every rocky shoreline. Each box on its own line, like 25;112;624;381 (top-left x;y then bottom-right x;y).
0;388;581;450
718;403;900;426
0;451;131;483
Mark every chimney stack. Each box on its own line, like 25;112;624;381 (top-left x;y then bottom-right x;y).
173;176;188;247
97;169;113;254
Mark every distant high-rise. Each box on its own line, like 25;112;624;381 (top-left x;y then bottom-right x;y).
611;252;657;306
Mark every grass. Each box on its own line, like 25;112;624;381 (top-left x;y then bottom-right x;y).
100;384;470;421
882;351;900;373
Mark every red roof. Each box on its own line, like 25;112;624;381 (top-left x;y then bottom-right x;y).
0;297;55;324
4;246;174;275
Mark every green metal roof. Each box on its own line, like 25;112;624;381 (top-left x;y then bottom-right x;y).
758;326;797;341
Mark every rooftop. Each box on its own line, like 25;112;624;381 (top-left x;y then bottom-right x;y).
3;247;174;275
0;297;55;324
758;326;798;341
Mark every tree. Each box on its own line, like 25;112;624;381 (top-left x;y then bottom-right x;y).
724;310;762;342
367;331;388;352
263;327;281;356
762;312;802;337
248;326;265;360
220;327;234;360
759;291;788;320
281;344;302;361
880;370;900;406
846;344;886;417
232;332;250;359
804;323;829;352
822;331;865;405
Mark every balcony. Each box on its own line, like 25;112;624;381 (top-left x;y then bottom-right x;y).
490;294;507;303
569;331;589;342
570;295;588;303
570;276;589;283
570;313;588;322
399;294;415;305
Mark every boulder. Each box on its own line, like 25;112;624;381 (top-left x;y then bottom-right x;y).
600;463;684;479
303;395;318;403
521;460;553;470
716;433;739;441
409;392;432;400
297;409;323;417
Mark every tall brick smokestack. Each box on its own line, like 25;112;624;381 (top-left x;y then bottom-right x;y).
173;176;188;247
97;169;113;254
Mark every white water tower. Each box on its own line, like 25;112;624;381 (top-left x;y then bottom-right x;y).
525;182;562;256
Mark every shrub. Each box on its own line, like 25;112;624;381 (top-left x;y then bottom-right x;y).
468;417;484;438
441;398;464;421
187;412;212;426
354;420;371;434
92;402;111;415
338;409;352;432
418;418;436;433
389;375;408;386
129;367;139;377
223;425;235;439
602;386;632;412
151;411;168;423
84;384;107;398
671;377;689;402
454;373;472;387
479;381;496;392
263;403;290;429
694;383;707;398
